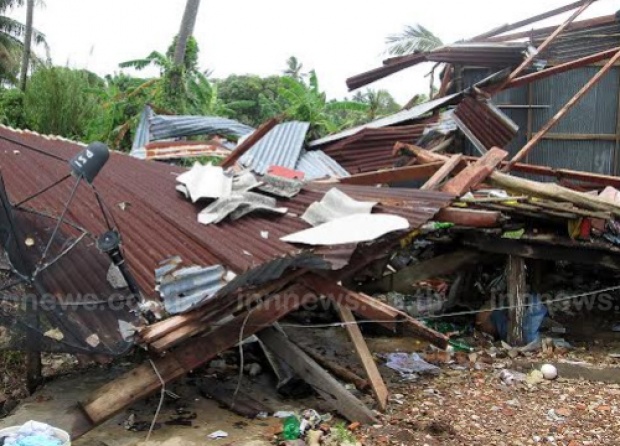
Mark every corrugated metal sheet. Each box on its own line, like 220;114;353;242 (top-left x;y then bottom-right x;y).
453;97;519;153
296;150;351;180
320;122;435;174
240;121;310;175
130;106;254;158
309;95;460;148
346;53;427;91
0;125;453;305
538;21;620;64
427;42;533;67
460;64;620;176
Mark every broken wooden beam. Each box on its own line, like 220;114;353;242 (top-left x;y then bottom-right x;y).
462;233;620;270
365;250;482;295
335;303;389;412
296;343;370;391
506;255;527;346
489;171;620;217
68;286;312;439
339;162;443;185
300;274;449;349
220;118;280;168
421;154;463;190
257;327;378;424
441;147;508;196
505;47;620;170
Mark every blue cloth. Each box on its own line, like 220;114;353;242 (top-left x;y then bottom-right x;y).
13;435;62;446
491;294;547;344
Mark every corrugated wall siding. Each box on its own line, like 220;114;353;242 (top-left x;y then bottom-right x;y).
461;66;620;176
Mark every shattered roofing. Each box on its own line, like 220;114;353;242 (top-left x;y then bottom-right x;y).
309;94;460;148
131;106;254;158
240;121;310;175
0;126;453;304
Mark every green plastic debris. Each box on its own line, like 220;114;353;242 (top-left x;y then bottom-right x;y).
502;228;525;239
282;416;301;440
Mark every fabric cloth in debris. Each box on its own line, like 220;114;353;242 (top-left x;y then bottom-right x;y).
301;188;377;227
491;294;548;344
156;260;228;315
176;163;232;202
3;422;63;446
282;214;409;246
386;352;440;376
198;192;288;225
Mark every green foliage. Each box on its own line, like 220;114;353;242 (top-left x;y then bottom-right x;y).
215;74;285;126
283;55;305;81
23;66;103;139
0;0;47;85
0;87;25;127
352;88;401;121
330;422;357;444
166;35;199;72
386;24;443;56
277;70;368;139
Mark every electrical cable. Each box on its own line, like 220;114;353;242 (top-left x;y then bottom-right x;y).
13;174;71;208
146;358;166;443
0;134;68;162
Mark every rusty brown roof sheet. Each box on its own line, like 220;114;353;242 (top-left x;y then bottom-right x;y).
320;122;435;174
0;126;453;304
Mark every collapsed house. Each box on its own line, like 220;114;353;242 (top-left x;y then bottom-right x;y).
2;0;620;440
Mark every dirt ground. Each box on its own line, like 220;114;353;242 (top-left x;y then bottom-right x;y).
1;315;619;446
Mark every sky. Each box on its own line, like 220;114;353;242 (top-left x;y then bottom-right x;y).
8;0;618;104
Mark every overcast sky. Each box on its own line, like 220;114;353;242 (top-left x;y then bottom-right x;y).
8;0;618;104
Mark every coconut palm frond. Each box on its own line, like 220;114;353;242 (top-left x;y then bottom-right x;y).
385;24;443;56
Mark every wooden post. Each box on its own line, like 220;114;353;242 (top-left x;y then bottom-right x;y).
257;327;377;424
505;48;620;171
421;155;463;190
334;304;388;412
506;256;527;346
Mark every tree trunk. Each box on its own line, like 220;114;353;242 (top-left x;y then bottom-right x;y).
173;0;201;67
19;0;35;91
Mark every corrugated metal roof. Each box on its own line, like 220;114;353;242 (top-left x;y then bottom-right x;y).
309;95;460;148
453;97;518;154
537;20;620;63
426;42;533;67
0;125;453;309
240;121;310;175
130;106;254;158
320;122;434;174
296;150;351;180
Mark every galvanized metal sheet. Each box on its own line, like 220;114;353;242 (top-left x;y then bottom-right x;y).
240;121;310;175
296;150;350;180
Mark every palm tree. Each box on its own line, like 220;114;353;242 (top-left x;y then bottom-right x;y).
18;0;33;90
385;24;443;56
352;89;401;120
168;0;201;107
0;0;46;85
283;56;305;80
278;70;368;139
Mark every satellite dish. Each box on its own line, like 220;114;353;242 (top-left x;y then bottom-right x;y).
69;142;110;184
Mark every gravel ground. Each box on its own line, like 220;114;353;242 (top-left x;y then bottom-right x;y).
362;356;620;446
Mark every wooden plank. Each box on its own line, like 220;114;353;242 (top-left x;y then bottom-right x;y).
335;304;389;412
421;155;463;190
301;274;449;349
339;162;443;185
296;343;370;391
470;0;597;41
198;378;273;418
499;0;595;88
541;133;617;141
506;255;527;346
257;327;377;424
462;233;620;270
504;47;620;90
69;286;311;439
489;171;620;217
442;148;508;196
365;250;482;294
505;48;620;170
220;118;280;168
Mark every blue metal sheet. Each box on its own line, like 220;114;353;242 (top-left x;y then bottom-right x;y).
296;150;350;180
130;106;254;159
240;121;310;175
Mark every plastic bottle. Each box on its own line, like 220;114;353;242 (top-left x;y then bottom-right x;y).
282;416;301;440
